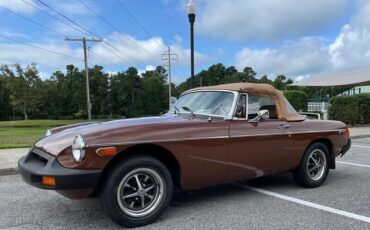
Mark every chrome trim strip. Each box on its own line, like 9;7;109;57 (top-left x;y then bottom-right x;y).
87;135;230;147
87;129;341;148
230;129;341;139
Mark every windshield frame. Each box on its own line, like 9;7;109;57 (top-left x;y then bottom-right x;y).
171;90;239;119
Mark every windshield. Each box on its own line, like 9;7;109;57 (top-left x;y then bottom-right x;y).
168;91;235;117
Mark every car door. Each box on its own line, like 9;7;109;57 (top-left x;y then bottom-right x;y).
227;94;294;181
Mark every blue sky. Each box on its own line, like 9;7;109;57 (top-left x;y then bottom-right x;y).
0;0;369;84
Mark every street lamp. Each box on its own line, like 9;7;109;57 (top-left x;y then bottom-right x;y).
187;0;196;86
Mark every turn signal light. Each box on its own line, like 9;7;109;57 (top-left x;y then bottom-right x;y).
96;147;117;156
42;176;56;186
344;127;350;138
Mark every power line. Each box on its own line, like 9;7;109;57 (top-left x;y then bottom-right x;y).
115;0;167;52
0;33;83;61
34;0;141;67
37;0;145;65
0;5;65;37
19;0;116;67
102;41;141;66
21;0;88;36
78;0;159;62
35;0;98;37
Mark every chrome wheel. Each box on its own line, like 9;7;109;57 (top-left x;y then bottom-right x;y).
306;149;326;181
117;168;165;218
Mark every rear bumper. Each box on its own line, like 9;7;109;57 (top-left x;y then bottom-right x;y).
341;139;351;157
18;148;101;191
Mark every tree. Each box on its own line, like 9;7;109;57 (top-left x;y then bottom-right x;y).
0;77;12;120
139;67;167;115
0;63;42;120
89;65;110;115
242;67;257;83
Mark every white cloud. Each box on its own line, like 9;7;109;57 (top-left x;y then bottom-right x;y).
329;0;370;72
0;41;82;68
235;0;370;79
0;0;37;15
0;29;30;39
0;32;210;79
235;38;330;77
197;0;347;41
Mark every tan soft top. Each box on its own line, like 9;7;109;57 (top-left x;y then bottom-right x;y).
183;83;304;122
183;83;278;95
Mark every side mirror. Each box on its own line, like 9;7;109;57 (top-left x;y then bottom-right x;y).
248;109;269;123
260;109;270;120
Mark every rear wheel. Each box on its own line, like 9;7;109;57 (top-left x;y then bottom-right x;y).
100;156;173;227
293;142;330;188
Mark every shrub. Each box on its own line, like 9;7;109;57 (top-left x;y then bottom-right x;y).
357;93;370;124
283;90;308;111
328;96;359;125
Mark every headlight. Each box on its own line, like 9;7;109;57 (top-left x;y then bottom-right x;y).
45;129;51;137
72;135;86;162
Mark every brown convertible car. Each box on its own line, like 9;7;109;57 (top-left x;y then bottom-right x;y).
19;83;351;227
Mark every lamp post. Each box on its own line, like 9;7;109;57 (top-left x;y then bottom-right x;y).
187;0;196;87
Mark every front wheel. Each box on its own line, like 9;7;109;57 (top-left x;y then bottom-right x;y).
100;156;173;227
293;142;330;188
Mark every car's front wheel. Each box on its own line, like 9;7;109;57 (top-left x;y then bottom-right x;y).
100;156;173;227
293;142;330;188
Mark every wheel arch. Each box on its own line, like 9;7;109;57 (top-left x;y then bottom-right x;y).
97;143;182;192
306;138;335;169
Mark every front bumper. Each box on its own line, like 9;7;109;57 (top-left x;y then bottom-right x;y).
18;148;101;190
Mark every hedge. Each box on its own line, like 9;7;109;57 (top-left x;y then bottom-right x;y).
283;90;308;111
357;93;370;124
328;93;370;125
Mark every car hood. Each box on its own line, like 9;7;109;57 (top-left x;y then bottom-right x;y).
35;115;190;156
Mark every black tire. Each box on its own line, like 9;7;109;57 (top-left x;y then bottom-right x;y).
293;142;330;188
100;155;173;228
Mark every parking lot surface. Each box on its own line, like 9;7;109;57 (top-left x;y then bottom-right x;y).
0;138;369;229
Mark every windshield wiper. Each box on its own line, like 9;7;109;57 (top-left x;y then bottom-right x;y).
173;105;179;114
182;106;194;116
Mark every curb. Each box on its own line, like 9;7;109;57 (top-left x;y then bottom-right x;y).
0;168;18;176
351;135;370;139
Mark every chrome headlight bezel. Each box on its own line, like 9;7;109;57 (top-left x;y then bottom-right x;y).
72;135;86;162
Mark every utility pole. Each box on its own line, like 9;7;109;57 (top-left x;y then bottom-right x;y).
65;37;102;121
161;47;178;109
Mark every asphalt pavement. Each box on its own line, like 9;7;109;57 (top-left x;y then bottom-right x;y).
0;138;369;229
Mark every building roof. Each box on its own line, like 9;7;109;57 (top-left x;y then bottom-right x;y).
290;70;370;87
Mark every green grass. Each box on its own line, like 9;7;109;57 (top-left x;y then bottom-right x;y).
0;119;88;128
0;119;103;149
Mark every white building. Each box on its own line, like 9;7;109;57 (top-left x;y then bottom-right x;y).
341;85;370;96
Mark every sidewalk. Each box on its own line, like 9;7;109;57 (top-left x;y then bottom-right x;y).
349;127;370;139
0;148;29;175
0;127;369;175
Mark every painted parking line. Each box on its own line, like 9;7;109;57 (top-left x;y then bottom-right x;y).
352;145;370;149
237;184;370;224
337;161;370;168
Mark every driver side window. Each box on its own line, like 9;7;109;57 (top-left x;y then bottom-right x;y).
248;95;278;120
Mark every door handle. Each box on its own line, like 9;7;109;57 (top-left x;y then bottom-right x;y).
278;124;291;129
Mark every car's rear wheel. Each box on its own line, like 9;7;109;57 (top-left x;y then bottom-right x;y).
100;156;173;227
293;142;330;188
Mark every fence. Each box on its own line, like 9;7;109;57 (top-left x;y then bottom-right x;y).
307;102;330;119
